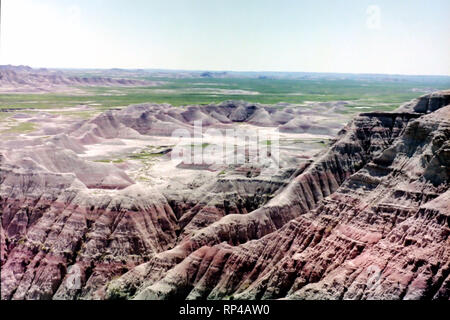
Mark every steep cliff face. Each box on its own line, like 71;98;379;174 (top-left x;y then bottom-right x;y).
105;93;449;300
397;90;450;114
0;159;178;299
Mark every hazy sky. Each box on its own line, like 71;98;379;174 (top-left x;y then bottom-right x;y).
1;0;449;75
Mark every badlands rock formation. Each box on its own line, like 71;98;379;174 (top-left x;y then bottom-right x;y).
0;65;157;93
1;91;449;300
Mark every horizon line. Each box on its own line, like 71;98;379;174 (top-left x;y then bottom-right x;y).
2;64;450;78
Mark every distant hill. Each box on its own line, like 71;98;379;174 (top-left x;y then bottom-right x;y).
0;65;159;93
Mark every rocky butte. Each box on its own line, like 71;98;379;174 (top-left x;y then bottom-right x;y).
0;90;449;300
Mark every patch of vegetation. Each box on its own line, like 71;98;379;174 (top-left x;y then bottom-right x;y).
1;121;36;134
291;138;330;148
17;237;27;245
315;140;328;147
190;143;211;149
106;285;131;300
129;150;165;160
94;158;125;164
0;112;11;120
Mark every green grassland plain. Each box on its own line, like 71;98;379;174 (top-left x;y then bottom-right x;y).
1;76;449;115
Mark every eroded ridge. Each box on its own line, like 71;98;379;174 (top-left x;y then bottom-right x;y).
104;91;449;300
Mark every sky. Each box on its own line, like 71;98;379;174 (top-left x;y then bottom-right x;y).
0;0;449;75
